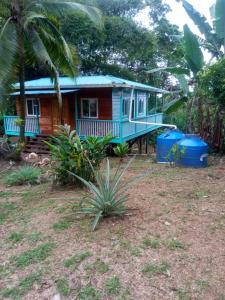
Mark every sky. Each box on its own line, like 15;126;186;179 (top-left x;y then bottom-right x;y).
137;0;215;36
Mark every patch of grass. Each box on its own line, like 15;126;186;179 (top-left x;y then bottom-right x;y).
53;217;73;231
1;272;41;299
64;251;92;269
4;166;41;186
0;202;18;224
85;259;109;274
130;247;141;257
165;239;188;250
27;232;43;244
56;278;70;297
176;288;192;300
105;276;121;296
78;285;101;300
0;191;15;198
12;243;55;268
142;237;160;249
142;262;170;277
8;232;24;243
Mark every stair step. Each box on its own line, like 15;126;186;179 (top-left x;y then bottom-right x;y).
23;134;51;155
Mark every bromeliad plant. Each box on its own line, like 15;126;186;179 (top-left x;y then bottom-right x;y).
45;125;112;185
70;157;137;230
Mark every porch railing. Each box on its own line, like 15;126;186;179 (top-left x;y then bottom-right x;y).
3;116;40;137
77;113;163;142
78;119;120;138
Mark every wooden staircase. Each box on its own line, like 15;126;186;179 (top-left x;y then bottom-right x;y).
23;134;51;155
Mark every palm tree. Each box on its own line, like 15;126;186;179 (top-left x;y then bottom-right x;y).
0;0;101;141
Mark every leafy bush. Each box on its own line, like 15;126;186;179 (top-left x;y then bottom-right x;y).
70;157;138;230
0;116;4;136
113;142;129;158
0;137;24;161
5;166;41;186
45;125;112;186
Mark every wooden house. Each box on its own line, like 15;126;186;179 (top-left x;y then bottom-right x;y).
4;75;166;144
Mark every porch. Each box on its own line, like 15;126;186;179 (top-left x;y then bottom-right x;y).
3;116;40;137
3;113;163;143
77;113;163;143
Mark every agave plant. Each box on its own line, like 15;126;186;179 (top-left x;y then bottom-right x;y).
70;157;137;230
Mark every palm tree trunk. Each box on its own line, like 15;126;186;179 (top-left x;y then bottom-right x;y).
55;74;63;125
17;24;26;142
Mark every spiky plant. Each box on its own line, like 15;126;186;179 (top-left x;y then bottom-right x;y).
5;166;41;185
70;157;138;230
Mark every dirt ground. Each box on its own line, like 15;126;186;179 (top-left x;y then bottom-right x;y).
0;156;225;300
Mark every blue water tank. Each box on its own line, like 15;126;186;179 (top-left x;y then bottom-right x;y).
177;136;208;168
156;130;185;163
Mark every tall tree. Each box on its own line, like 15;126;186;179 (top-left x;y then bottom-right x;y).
0;0;101;141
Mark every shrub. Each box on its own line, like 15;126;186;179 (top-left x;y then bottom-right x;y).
113;142;129;158
70;157;139;230
0;116;4;136
5;166;41;186
45;125;112;186
0;137;24;161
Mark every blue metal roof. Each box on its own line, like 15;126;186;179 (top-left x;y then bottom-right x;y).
11;89;79;96
14;75;167;93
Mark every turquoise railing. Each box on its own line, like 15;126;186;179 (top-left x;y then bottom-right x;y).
77;113;163;143
3;115;40;137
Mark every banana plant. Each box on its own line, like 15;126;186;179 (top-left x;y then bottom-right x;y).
176;0;225;56
147;23;204;115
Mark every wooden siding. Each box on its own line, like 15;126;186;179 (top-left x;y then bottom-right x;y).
16;94;76;135
77;88;112;120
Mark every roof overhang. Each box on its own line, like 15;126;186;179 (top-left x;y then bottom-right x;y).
13;85;168;94
11;89;79;96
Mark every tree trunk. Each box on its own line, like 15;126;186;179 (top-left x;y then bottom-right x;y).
55;74;63;125
17;21;26;142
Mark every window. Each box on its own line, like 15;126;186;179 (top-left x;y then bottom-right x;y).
137;97;145;116
26;99;40;116
122;98;129;117
147;94;155;114
81;98;98;118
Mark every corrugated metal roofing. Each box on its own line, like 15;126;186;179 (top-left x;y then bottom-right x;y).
14;75;167;93
11;89;79;96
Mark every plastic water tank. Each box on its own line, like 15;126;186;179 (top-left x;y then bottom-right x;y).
177;136;208;168
156;130;185;163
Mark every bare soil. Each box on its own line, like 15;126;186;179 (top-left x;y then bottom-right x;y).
0;156;225;300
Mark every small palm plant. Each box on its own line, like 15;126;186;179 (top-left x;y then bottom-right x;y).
70;158;136;230
113;142;129;159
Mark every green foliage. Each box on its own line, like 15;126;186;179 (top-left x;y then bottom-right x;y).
1;272;41;299
113;142;129;158
78;285;101;300
45;125;112;186
165;238;188;250
85;259;109;274
5;166;41;186
142;261;170;276
197;58;225;109
53;217;73;231
105;276;121;296
0;202;17;225
183;25;204;75
166;144;186;164
71;158;136;230
0;115;4;136
8;232;24;243
64;251;92;269
56;278;70;297
12;243;55;268
214;0;225;42
142;237;160;249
